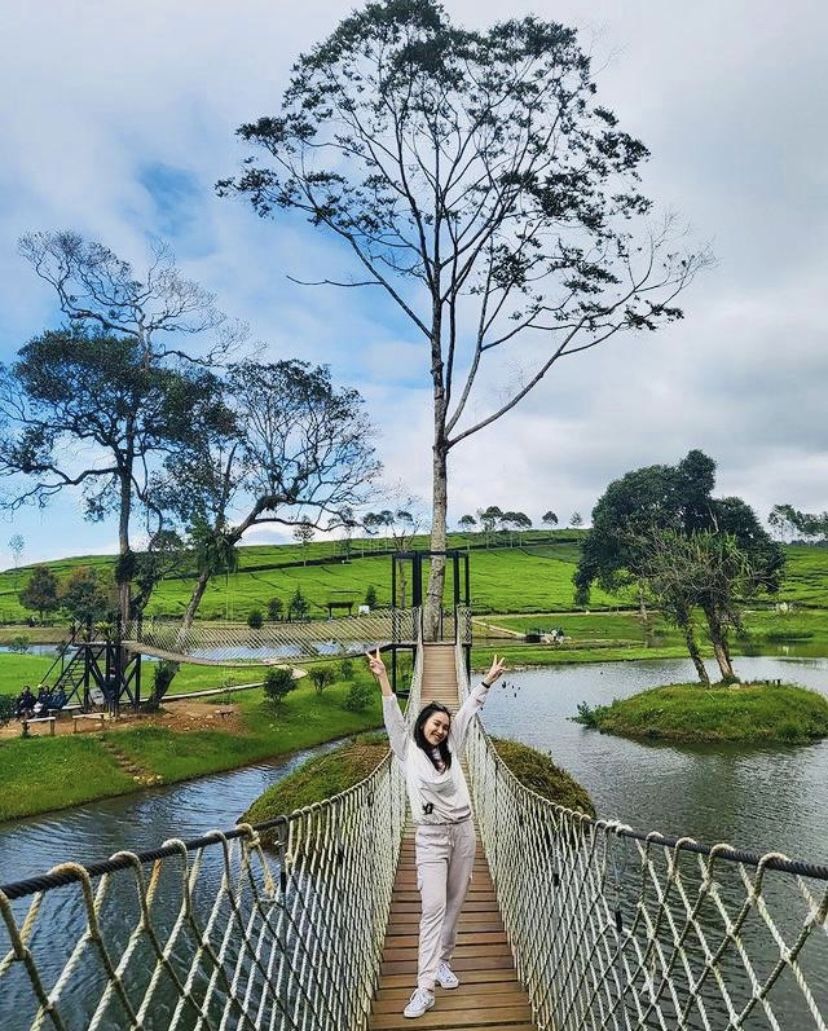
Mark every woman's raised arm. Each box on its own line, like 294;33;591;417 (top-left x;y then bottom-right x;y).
451;654;507;751
366;648;409;760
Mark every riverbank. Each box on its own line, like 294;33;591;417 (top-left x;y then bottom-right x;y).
574;681;828;744
0;675;385;823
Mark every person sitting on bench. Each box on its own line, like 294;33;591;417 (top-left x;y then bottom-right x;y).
33;686;51;716
16;686;36;718
50;687;67;711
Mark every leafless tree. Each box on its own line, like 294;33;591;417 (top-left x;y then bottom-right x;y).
219;2;712;635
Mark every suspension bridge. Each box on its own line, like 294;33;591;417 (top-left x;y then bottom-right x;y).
1;552;827;1029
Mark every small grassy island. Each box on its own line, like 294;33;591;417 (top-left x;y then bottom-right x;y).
575;682;828;745
243;734;594;844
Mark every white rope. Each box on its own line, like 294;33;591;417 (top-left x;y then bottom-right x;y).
124;609;419;664
455;641;828;1031
0;636;423;1031
2;623;825;1030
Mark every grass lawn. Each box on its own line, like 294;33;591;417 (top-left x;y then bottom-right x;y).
0;736;135;822
576;682;828;744
0;653;265;700
0;536;826;625
0;665;387;823
0;653;55;695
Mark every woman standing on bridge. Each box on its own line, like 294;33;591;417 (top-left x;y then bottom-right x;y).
366;649;506;1020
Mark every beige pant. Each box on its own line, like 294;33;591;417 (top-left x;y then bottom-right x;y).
414;820;476;990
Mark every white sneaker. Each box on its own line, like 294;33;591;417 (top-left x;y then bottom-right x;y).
403;987;435;1018
437;961;459;989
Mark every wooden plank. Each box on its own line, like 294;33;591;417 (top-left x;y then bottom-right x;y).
370;1004;533;1029
375;986;527;1007
378;968;519;991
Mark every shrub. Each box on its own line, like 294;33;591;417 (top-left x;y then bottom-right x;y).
153;660;180;701
247;609;264;630
267;597;284;621
339;657;355;680
573;700;602;728
491;737;595;816
364;585;378;608
288;588;309;621
0;695;16;724
309;667;335;695
9;634;30;654
263;667;296;706
343;679;373;712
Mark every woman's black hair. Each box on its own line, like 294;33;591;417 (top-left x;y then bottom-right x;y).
414;702;452;770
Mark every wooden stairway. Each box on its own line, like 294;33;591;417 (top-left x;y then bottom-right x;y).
368;643;537;1030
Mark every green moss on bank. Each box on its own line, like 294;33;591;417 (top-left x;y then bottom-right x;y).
243;734;594;844
490;737;595;816
576;682;828;745
243;734;388;834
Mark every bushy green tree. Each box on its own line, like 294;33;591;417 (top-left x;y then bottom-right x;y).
263;666;296;707
364;585;378;609
343;679;373;712
288;587;309;621
267;596;284;621
4;232;234;623
19;565;60;621
60;566;113;625
247;608;264;630
309;667;335;695
576;451;784;680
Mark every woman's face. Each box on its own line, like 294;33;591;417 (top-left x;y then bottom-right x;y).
423;710;450;747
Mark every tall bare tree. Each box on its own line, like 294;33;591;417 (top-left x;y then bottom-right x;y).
219;0;710;635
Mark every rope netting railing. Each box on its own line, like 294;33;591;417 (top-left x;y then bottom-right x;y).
124;608;419;664
456;644;828;1031
0;641;425;1031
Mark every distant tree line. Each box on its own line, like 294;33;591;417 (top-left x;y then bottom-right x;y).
455;507;584;546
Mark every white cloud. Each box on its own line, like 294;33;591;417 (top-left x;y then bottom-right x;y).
1;0;827;561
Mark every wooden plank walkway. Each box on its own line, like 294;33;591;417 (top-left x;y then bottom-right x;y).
368;644;538;1031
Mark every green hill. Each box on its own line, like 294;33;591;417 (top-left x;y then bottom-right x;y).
0;535;826;624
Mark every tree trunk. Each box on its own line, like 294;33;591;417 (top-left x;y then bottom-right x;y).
117;466;132;628
177;569;211;649
425;444;448;641
682;622;710;686
702;604;735;680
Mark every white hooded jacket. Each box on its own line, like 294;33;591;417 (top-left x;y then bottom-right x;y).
382;681;490;825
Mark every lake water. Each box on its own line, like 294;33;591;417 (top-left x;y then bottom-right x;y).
483;655;828;865
1;655;826;1027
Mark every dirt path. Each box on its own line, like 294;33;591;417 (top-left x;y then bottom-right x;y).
0;698;244;741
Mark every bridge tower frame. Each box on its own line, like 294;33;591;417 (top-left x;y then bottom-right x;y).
389;549;471;695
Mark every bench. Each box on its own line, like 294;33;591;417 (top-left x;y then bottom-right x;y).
22;716;56;737
72;713;107;733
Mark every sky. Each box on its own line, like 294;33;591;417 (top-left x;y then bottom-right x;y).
1;0;826;568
